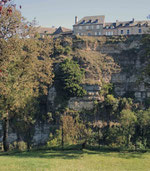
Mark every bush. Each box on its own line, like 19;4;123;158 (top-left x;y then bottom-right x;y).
64;46;71;55
9;141;27;151
55;59;86;99
47;131;61;147
136;141;146;150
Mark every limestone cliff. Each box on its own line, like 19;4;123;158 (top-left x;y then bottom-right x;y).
48;35;149;111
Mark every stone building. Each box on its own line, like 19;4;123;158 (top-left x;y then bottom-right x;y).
73;15;105;36
37;27;57;38
38;26;72;38
73;15;150;36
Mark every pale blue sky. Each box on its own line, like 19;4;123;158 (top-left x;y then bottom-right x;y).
15;0;150;29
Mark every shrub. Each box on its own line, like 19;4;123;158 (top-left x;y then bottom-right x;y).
55;59;86;99
9;141;27;151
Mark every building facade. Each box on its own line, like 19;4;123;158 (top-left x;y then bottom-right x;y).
73;16;150;36
73;16;105;36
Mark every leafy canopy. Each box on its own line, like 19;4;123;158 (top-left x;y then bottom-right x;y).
55;59;86;98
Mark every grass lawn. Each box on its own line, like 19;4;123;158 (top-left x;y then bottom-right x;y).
0;149;150;171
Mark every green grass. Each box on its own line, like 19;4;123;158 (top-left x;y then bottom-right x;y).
0;149;150;171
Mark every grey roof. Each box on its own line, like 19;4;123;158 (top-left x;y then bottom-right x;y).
53;26;72;35
37;27;57;34
104;20;150;29
74;15;105;26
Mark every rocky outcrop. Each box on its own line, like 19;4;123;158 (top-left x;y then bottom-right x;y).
47;35;149;111
67;84;101;110
1;36;147;147
47;84;101;111
0;122;51;146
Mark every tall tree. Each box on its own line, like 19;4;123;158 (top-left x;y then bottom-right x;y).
0;1;53;151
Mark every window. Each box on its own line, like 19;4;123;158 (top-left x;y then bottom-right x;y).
86;26;89;30
127;30;130;35
95;32;97;35
139;28;142;33
88;33;91;36
96;25;100;29
121;30;123;34
91;25;94;29
98;32;101;35
110;31;113;35
79;26;82;30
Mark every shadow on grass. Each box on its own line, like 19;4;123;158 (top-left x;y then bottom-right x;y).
0;149;83;160
0;145;149;160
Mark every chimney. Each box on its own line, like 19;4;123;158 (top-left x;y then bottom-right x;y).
116;20;119;26
132;18;135;22
75;16;78;24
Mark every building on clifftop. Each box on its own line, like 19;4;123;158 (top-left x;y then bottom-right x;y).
73;15;105;36
73;15;150;36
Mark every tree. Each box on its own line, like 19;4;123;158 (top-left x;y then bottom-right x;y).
137;109;150;147
60;114;77;149
0;2;53;151
55;59;86;99
120;109;137;147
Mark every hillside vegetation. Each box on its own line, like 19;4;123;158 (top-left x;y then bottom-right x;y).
1;4;150;152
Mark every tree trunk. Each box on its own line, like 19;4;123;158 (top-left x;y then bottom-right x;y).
126;134;131;147
98;128;101;146
16;133;21;150
3;113;9;152
27;142;31;152
61;126;64;150
27;127;31;152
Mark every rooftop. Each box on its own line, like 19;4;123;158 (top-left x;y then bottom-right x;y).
74;15;105;26
37;27;57;34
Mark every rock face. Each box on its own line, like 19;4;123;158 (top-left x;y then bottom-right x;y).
1;35;149;146
68;85;101;110
48;36;150;111
0;122;51;146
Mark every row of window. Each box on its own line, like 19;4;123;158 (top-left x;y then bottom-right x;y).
78;25;101;30
106;31;113;35
120;29;142;35
77;28;143;36
78;32;102;36
77;25;143;34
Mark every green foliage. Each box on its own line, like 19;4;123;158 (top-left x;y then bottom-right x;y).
47;131;61;147
100;83;113;97
0;5;53;151
118;98;133;111
106;126;125;148
64;46;71;55
55;59;86;99
9;141;27;151
120;109;137;147
55;45;65;55
136;109;150;147
120;109;137;128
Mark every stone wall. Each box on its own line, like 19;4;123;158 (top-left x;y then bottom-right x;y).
68;84;101;110
0;122;51;146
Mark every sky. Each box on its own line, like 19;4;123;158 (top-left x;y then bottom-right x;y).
15;0;150;29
